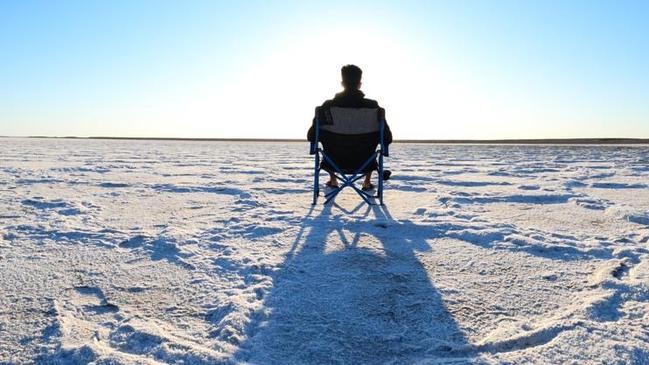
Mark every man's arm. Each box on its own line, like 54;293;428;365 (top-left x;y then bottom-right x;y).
383;119;393;145
308;103;331;142
307;115;316;142
378;107;392;146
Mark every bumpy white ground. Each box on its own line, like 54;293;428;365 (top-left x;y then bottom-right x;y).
0;138;648;364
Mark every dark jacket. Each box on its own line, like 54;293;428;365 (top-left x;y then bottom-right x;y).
307;89;392;145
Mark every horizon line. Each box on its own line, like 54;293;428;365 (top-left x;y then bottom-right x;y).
2;136;649;144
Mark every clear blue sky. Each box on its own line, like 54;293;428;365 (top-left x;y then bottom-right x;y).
1;0;648;139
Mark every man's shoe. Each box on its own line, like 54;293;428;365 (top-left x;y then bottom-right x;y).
382;170;392;181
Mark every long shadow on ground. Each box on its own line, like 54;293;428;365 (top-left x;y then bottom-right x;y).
233;203;478;364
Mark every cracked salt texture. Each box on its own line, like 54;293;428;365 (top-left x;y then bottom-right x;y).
1;139;648;364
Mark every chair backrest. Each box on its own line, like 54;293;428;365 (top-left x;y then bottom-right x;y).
313;106;385;172
319;107;382;135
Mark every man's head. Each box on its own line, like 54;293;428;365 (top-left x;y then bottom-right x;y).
341;64;362;90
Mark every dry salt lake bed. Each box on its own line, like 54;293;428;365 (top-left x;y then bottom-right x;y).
1;138;648;364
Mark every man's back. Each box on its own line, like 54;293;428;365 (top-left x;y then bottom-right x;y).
324;88;379;108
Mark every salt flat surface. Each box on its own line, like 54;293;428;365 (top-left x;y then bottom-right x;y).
1;138;648;364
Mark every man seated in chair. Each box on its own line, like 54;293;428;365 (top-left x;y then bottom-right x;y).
307;64;392;191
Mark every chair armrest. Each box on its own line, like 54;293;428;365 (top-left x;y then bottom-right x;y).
381;144;389;157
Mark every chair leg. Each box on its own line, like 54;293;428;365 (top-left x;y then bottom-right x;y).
324;187;342;204
318;150;383;206
378;153;384;205
350;185;374;205
312;153;320;205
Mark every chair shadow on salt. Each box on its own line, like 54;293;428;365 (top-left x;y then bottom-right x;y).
233;202;478;364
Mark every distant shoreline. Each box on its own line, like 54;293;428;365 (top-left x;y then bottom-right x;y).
2;136;649;144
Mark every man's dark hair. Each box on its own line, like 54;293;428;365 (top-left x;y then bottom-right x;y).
341;64;362;89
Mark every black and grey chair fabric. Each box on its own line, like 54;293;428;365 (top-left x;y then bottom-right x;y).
309;106;389;205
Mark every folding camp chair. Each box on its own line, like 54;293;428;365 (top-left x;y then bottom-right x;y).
310;106;389;205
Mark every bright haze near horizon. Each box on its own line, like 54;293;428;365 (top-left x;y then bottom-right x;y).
1;0;648;140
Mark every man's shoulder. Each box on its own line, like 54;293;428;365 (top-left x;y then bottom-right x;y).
319;99;335;108
319;97;381;109
362;98;380;108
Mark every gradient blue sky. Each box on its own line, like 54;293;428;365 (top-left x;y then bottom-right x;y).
1;0;648;139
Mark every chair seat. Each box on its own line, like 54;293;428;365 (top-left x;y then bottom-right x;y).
320;159;378;174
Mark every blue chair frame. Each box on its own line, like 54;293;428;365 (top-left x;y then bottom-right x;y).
310;111;389;206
